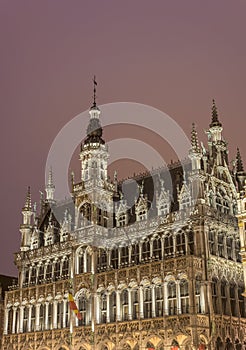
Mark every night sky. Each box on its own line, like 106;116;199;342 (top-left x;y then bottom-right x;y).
1;0;246;276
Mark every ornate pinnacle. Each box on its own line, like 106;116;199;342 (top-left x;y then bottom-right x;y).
47;167;55;189
191;123;200;153
210;99;222;128
23;186;32;211
236;147;244;172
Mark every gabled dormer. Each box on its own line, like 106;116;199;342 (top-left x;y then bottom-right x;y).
156;177;170;216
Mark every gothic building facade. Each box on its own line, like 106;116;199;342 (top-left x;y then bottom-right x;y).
2;97;246;350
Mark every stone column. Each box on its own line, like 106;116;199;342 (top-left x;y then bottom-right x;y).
128;289;132;320
139;243;143;262
200;283;206;314
3;308;10;335
63;299;67;328
27;304;32;332
163;282;168;315
106;293;110;323
116;291;121;321
139;287;144;318
45;302;49;330
118;248;121;268
150;239;153;259
176;281;181;314
19;305;24;333
12;307;17;334
35;304;41;331
53;300;58;329
151;285;156;317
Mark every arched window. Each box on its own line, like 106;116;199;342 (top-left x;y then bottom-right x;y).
208;230;215;255
77;249;84;274
97;249;107;271
80;203;91;227
155;285;163;317
47;303;52;329
121;246;129;266
101;292;107;323
143;287;152;318
230;282;237;316
238;284;245;317
109;291;116;322
217;233;224;258
111;248;118;269
30;265;36;285
38;265;44;284
121;289;129;321
176;232;186;255
54;260;61;280
180;279;189;314
45;263;53;282
30;305;35;331
132;288;139;320
188;230;194;255
23;306;28;332
78;293;88;326
195;277;201;313
61;258;69;277
131;243;139;264
211;278;218;314
168;281;177;315
142;240;150;261
221;279;228;315
164;234;174;257
227;237;233;260
152;236;162;260
235;240;241;262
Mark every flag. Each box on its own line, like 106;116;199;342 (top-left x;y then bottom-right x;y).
68;293;82;320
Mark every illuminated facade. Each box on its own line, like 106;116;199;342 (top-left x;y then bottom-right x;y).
2;97;246;350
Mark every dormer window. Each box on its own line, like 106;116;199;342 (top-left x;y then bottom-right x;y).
137;209;147;222
32;240;38;249
46;235;53;246
180;195;190;210
117;214;126;227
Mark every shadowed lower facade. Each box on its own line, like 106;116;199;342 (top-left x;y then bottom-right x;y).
2;97;246;349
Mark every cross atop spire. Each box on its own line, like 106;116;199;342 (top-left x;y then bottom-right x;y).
23;186;32;211
210;99;222;128
236;147;244;172
191;123;200;153
92;75;97;108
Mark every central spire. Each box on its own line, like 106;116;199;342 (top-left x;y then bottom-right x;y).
84;77;105;147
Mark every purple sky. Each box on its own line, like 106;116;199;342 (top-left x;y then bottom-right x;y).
1;0;246;276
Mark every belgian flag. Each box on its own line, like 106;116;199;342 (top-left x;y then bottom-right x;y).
68;293;82;320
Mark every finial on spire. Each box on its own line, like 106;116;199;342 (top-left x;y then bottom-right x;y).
93;75;97;107
23;186;32;211
45;167;55;201
210;99;222;128
191;123;200;153
236;147;244;172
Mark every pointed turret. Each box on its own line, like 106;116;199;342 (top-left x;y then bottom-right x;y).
210;99;222;128
236;147;246;192
189;123;201;171
191;123;201;153
23;186;32;211
236;148;244;172
45;167;55;201
20;187;33;251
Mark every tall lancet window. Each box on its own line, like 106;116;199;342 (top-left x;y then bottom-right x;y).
155;284;163;317
132;288;139;320
167;281;177;315
101;292;107;323
109;291;116;322
152;236;162;260
180;279;189;314
176;231;186;255
121;289;129;321
142;239;150;261
80;203;91;227
143;286;152;319
164;233;174;257
131;243;139;264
